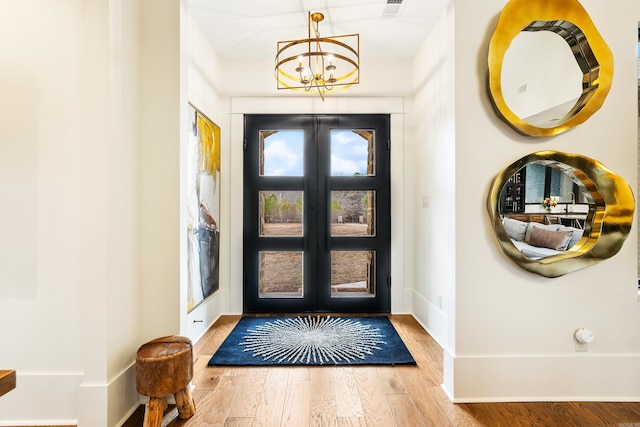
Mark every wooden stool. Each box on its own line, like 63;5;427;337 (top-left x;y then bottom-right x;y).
136;336;196;427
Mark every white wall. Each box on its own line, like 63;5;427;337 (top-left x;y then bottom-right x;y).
449;0;640;401
409;4;457;370
0;2;86;424
0;0;146;425
89;0;144;425
181;5;227;343
61;0;145;425
0;0;195;425
137;0;182;343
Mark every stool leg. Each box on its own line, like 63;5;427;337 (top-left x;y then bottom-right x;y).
143;396;167;427
174;385;196;419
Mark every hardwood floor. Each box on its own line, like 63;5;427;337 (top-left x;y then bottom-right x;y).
123;314;640;427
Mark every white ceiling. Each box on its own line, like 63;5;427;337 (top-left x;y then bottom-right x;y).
188;0;448;61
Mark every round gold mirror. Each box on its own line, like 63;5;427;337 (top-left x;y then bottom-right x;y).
488;151;634;277
488;0;613;137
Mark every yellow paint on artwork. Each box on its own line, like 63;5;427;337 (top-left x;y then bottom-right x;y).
197;112;220;176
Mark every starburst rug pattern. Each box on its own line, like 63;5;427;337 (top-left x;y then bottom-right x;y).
208;316;416;366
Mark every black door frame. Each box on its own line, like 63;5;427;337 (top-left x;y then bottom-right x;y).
243;114;391;313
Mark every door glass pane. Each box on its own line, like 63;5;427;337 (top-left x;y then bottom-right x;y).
259;251;303;298
330;130;375;176
330;250;375;298
259;191;303;236
330;190;375;237
260;130;304;176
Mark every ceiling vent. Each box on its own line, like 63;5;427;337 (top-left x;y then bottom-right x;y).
382;0;404;18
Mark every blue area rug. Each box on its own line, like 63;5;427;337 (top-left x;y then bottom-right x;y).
208;315;416;366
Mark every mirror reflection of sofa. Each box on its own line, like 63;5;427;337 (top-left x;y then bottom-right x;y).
502;216;584;259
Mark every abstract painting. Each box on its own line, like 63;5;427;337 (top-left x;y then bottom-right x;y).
187;104;220;312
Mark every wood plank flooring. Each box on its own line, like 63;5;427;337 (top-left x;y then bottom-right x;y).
123;314;640;427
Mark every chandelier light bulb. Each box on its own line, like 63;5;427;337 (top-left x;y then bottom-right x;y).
326;55;336;72
302;66;312;84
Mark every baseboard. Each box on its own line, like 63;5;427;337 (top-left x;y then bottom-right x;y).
410;289;448;349
107;363;139;427
0;372;82;426
76;362;139;427
450;353;640;402
186;289;227;344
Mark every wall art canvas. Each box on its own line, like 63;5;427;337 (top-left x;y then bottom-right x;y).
187;104;221;312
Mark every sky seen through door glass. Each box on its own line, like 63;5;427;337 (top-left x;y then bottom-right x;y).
263;130;369;176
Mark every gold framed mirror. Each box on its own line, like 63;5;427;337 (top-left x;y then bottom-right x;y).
488;151;634;277
488;0;613;137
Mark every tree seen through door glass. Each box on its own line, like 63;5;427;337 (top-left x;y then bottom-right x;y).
330;190;375;237
260;130;303;176
330;130;375;176
259;191;303;237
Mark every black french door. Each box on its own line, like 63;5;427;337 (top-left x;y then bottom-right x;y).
243;114;390;313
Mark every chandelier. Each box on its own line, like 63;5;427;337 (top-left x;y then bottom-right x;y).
275;12;360;101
